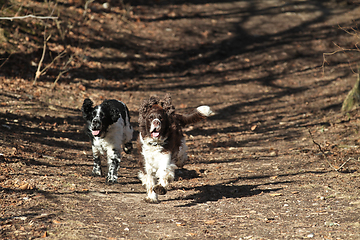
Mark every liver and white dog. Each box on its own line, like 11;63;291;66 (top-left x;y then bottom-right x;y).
138;94;212;203
81;98;133;184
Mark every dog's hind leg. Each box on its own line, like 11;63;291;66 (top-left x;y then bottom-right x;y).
106;149;121;184
123;142;133;154
175;138;188;168
123;114;134;154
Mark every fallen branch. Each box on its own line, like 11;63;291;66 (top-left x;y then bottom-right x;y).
308;129;359;171
308;129;339;171
0;53;13;69
32;3;66;85
33;33;51;85
322;42;358;75
0;15;58;20
337;157;355;170
322;25;359;75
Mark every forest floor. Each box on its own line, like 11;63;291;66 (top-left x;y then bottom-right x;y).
1;0;360;239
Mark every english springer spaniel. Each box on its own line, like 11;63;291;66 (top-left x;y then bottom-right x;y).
81;98;133;184
138;94;213;203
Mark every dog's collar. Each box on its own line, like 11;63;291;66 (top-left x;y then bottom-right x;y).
147;138;167;146
148;141;160;146
140;133;167;147
146;137;167;147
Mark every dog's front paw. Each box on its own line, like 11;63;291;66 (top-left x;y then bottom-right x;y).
91;170;102;177
153;185;167;195
144;197;159;204
105;176;117;185
105;180;116;185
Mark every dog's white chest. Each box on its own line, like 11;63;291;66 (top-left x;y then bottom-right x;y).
92;120;124;151
140;134;171;168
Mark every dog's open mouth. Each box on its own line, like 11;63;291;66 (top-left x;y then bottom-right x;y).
92;130;101;136
151;130;160;138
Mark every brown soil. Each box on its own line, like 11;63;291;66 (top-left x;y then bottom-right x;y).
1;0;360;239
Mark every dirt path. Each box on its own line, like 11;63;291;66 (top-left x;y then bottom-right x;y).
1;0;360;239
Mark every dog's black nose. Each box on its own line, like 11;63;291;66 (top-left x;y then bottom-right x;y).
92;119;101;128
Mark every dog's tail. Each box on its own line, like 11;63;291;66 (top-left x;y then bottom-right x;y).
176;106;213;127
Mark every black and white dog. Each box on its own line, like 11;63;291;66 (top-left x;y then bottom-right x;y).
81;98;133;184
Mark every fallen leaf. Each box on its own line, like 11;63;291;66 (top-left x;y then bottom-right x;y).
251;125;257;131
19;183;29;190
201;30;209;38
269;193;283;197
186;233;197;236
269;151;277;156
78;84;86;91
52;220;62;224
204;220;216;225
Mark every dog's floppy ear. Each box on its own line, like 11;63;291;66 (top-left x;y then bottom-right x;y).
110;107;120;122
160;93;175;116
101;101;121;123
81;98;94;120
139;96;159;124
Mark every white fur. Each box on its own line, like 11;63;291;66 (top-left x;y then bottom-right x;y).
139;133;184;203
92;110;133;154
150;118;161;133
197;105;213;117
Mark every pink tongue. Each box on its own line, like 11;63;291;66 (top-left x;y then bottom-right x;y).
92;130;100;136
151;132;160;138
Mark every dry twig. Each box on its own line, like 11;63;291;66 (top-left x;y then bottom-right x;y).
308;129;359;171
52;54;73;89
322;42;358;75
32;2;71;86
308;129;339;171
33;34;52;85
0;15;58;20
322;25;360;75
0;53;13;69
